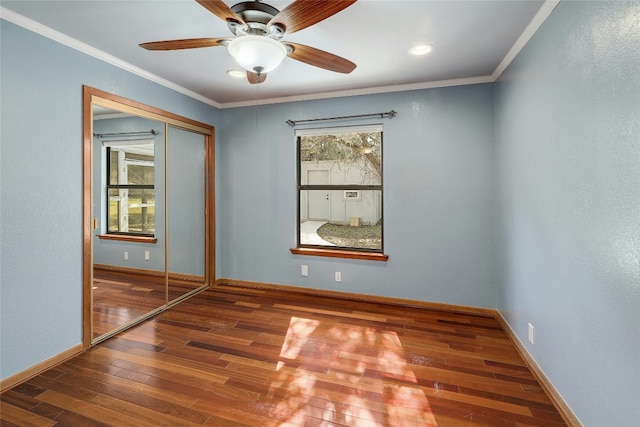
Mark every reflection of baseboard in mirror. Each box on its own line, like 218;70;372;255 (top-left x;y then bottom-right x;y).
92;264;206;340
84;85;215;348
94;264;205;284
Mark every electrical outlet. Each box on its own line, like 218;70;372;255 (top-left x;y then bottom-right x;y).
528;323;535;344
301;265;308;277
335;272;341;282
144;251;150;261
123;251;128;260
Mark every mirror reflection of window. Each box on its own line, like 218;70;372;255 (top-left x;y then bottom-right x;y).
104;140;155;236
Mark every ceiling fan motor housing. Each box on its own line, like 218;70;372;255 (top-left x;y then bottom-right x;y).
229;1;284;38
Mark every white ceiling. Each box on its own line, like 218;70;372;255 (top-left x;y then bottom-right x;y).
1;0;555;108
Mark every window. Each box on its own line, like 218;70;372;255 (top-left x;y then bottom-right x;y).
105;140;155;236
294;125;386;260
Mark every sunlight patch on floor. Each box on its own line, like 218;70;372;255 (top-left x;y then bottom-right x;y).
267;316;437;426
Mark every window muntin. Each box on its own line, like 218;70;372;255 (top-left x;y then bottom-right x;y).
106;142;155;236
297;126;383;253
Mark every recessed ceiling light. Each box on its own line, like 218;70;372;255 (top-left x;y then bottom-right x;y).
227;69;245;79
409;44;434;56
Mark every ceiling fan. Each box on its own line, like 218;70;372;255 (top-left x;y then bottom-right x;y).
140;0;357;84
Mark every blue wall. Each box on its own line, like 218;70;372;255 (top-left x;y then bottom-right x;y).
218;85;496;306
3;2;639;425
494;2;640;426
0;20;219;380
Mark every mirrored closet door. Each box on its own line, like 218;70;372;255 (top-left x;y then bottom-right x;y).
91;110;167;339
83;86;215;346
167;126;207;303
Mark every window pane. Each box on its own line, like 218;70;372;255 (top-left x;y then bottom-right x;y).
300;131;381;186
108;188;155;234
108;144;154;185
300;189;382;250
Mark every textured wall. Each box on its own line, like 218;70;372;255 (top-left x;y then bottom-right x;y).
218;84;496;307
0;20;218;380
494;1;640;425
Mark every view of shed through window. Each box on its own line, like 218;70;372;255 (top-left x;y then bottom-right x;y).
298;126;382;251
106;141;156;236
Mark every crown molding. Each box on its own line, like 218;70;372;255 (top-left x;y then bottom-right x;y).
2;0;558;109
218;75;495;109
492;0;560;80
0;6;221;109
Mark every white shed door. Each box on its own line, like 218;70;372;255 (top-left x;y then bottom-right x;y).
308;170;330;220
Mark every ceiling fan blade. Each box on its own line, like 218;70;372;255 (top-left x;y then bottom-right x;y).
139;37;231;50
285;42;356;74
196;0;246;26
268;0;356;35
247;71;267;84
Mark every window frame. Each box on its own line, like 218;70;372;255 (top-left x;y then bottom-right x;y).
292;125;388;261
105;145;156;238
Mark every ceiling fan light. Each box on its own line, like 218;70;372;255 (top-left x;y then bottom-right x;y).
228;35;287;74
409;44;434;56
227;69;245;79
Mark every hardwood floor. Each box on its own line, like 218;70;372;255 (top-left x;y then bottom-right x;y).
1;284;568;426
93;267;204;338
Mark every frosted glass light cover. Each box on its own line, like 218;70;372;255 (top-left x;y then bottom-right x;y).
228;35;287;74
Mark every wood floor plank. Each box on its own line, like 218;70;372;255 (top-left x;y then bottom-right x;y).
61;357;200;408
35;390;163;427
0;401;58;427
1;284;568;426
88;394;200;427
44;370;210;426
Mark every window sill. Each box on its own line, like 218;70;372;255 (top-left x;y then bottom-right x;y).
98;234;157;244
290;247;388;261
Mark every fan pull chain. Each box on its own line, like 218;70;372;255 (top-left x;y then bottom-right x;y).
255;82;260;128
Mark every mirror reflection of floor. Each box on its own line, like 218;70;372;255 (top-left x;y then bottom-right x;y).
92;267;203;338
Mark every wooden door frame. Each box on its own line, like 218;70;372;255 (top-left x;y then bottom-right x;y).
82;85;215;348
